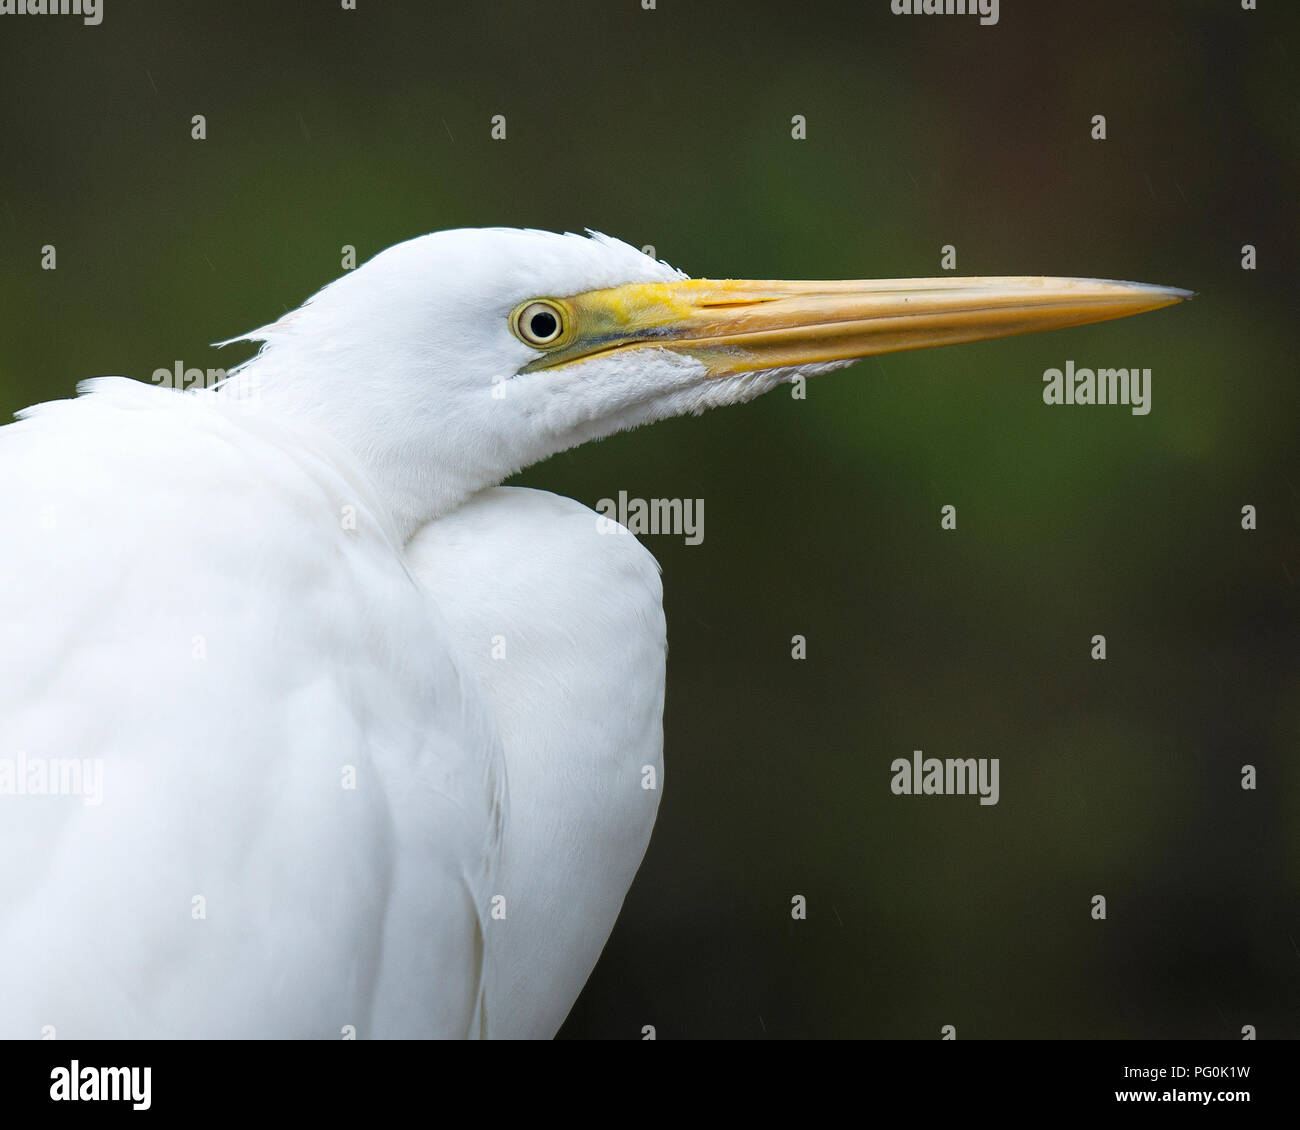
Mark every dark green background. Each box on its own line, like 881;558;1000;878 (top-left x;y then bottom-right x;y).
1;0;1296;1038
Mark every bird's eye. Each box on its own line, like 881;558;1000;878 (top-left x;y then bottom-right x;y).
512;300;566;347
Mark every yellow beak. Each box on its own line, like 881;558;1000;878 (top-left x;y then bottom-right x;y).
521;276;1191;377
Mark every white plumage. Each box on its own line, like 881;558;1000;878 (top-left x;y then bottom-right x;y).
408;488;663;1038
0;233;672;1038
1;376;505;1037
0;229;1185;1037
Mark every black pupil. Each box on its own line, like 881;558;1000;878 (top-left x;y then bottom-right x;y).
529;310;558;339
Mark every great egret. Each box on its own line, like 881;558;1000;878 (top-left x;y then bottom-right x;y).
0;229;1187;1038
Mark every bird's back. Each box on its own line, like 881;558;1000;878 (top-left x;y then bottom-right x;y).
0;378;504;1038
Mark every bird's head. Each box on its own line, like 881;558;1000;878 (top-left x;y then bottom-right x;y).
224;228;1188;537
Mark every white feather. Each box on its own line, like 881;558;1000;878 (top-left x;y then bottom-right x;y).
0;377;504;1037
0;230;693;1038
407;487;665;1038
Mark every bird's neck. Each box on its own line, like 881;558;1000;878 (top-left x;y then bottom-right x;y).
224;365;504;544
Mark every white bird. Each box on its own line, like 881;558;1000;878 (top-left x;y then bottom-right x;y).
0;229;1188;1038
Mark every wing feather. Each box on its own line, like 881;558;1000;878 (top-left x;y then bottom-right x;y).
0;379;504;1038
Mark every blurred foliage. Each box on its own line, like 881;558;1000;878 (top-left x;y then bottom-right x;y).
0;0;1296;1038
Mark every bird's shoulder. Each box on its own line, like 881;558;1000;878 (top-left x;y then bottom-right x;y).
406;486;666;725
406;487;666;1037
408;486;664;621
